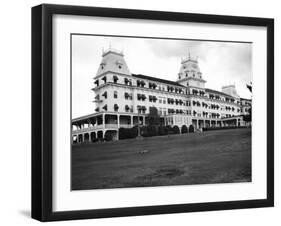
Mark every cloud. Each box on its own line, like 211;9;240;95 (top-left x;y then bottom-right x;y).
72;35;252;117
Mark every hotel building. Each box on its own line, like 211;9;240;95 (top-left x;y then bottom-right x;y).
72;48;251;143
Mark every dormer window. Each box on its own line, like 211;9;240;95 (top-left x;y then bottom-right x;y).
100;62;106;70
116;60;123;69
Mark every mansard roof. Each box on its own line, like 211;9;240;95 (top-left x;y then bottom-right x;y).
240;97;252;101
205;88;234;98
132;74;185;87
95;48;131;78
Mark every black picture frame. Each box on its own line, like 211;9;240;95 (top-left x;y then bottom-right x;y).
32;4;274;222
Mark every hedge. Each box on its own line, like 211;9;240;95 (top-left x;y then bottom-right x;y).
119;126;138;139
118;124;195;140
202;126;247;132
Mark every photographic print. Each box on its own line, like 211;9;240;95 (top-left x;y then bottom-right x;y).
71;35;252;190
32;4;274;221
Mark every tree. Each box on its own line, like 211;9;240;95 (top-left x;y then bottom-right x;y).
104;131;114;141
147;107;161;126
244;83;252;122
243;108;252;122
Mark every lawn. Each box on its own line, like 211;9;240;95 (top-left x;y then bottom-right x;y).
71;128;251;190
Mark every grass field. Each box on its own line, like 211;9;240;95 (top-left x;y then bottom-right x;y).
71;128;251;190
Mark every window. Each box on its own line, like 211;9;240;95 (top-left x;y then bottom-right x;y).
137;80;145;87
100;62;106;70
114;104;119;112
124;92;132;100
102;104;107;111
125;105;130;112
113;75;118;83
102;91;107;99
149;95;157;102
114;91;118;98
137;94;146;101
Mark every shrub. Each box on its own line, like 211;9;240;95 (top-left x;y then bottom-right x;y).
158;126;168;136
173;126;180;134
119;126;138;140
142;125;157;137
165;125;174;135
104;132;114;141
202;126;246;132
91;138;98;143
181;125;188;134
189;125;195;133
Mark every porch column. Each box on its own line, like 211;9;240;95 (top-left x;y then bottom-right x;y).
117;114;120;128
130;116;133;127
143;116;146;126
102;113;105;128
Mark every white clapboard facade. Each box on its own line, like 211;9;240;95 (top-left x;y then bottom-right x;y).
72;48;251;142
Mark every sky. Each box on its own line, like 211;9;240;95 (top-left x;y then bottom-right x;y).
72;35;252;118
